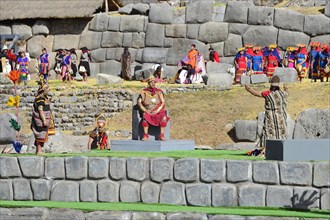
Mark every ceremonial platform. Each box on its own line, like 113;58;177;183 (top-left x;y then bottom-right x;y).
266;139;330;161
110;140;195;151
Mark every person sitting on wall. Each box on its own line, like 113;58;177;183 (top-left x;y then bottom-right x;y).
137;76;170;141
208;47;220;63
87;115;110;150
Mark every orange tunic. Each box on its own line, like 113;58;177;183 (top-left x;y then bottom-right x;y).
188;49;198;69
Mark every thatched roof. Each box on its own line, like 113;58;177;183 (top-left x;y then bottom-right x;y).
0;0;105;21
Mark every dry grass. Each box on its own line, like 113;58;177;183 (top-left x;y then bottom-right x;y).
274;0;325;15
109;81;330;146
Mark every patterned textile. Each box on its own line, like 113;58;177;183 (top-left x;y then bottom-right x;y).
261;90;288;147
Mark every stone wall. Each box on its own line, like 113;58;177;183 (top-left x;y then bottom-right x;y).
0;156;329;210
0;207;325;220
0;1;329;78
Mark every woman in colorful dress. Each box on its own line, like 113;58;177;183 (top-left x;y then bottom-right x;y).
245;44;254;72
38;48;50;83
251;46;264;74
309;42;320;82
61;49;72;83
317;44;329;82
234;47;247;83
265;44;281;77
295;44;308;82
78;47;91;81
283;47;296;69
187;44;199;70
16;51;29;87
245;75;288;153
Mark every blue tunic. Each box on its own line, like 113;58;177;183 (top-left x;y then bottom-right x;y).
252;55;263;72
296;53;306;68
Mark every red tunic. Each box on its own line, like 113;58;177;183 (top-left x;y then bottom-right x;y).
266;54;278;77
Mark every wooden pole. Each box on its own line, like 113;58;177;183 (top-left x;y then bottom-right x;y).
105;0;109;12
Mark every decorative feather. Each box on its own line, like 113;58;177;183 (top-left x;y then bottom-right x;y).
9;118;21;131
6;95;20;107
5;70;20;84
12;141;23;153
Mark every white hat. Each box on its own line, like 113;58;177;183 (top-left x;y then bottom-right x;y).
2;45;8;51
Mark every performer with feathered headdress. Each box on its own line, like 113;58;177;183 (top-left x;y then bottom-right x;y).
30;79;54;155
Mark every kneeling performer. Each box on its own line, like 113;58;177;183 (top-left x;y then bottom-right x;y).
138;76;170;141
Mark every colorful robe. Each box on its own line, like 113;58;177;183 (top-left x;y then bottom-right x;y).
251;52;263;74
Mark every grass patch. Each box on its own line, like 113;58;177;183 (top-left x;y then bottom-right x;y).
274;0;325;14
2;149;263;160
0;200;329;218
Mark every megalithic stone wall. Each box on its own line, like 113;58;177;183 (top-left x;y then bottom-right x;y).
0;156;329;210
0;1;329;78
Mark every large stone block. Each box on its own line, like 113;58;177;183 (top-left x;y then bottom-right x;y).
13;179;32;200
221;56;235;65
80;180;97;202
198;22;229;43
120;15;145;32
91;48;106;62
141;181;160;204
118;4;133;14
304;15;330;36
0;180;13;200
120;181;140;202
164;37;173;48
45;157;65;179
186;24;199;39
49;209;85;220
248;7;274;26
212;6;226;22
274;9;304;32
27;35;54;58
229;23;250;36
277;30;310;50
0;25;11;35
32;20;50;35
200;159;225;183
186;183;211;206
97;180;119;202
88;157;109;179
79;31;102;50
89;13;109;32
227;160;251;183
224;1;254;23
293;109;330;139
3;207;48;220
186;1;213;23
165;24;186;38
251;74;268;84
109;158;126;180
167;213;208;220
142;48;167;63
101;32;123;48
12;24;33;40
132;32;145;49
238;184;266;207
85;211;131;220
279;162;312;186
100;60;121;76
320;188;330;210
206;73;233;90
293;187;319;209
150;157;174;183
313;162;330;187
132;3;150;15
108;16;121;31
174;158;199;183
145;23;165;47
224;34;243;57
212;183;237;207
159;182;186;205
286;114;295;139
123;33;133;48
173;7;185;24
65;156;88;180
51;181;79;202
253;161;279;184
210;216;245;220
31;179;51;201
132;212;165;220
53;34;80;51
18;157;44;178
0;157;21;178
127;157;149;181
273;68;298;83
234;120;257;142
149;2;174;24
311;35;330;44
243;26;278;47
0;114;17;145
266;186;293;208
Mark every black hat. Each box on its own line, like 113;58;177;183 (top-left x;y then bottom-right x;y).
80;47;88;51
69;48;75;52
55;48;63;52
